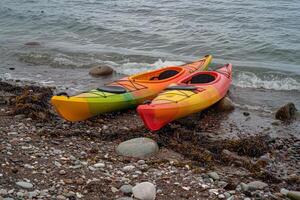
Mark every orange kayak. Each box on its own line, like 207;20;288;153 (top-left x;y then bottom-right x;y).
137;64;232;131
51;55;212;121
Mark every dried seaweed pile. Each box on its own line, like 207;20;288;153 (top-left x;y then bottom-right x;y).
0;81;55;121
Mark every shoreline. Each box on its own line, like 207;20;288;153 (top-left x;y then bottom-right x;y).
0;80;299;199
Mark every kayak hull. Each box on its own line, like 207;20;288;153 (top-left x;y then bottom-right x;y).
51;55;212;121
137;64;232;131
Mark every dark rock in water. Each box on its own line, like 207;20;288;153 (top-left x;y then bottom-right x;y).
243;112;250;116
89;65;114;77
275;103;297;121
24;42;40;46
9;67;15;70
216;97;235;112
116;137;159;159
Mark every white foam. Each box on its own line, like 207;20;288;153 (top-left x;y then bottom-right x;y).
0;73;12;80
233;102;273;113
116;59;185;75
233;71;300;91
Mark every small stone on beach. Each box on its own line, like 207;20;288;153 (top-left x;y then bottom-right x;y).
120;184;133;194
207;172;220;181
16;181;33;189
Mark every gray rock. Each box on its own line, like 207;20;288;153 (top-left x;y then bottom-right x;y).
207;172;220;181
111;187;118;193
240;182;249;192
56;195;66;200
117;198;134;200
132;182;156;200
58;170;66;175
0;189;7;196
216;97;235;112
54;161;62;168
14;114;25;120
7;132;18;135
122;165;135;172
217;181;228;188
287;191;300;200
16;191;24;197
116;137;159;159
281;188;289;196
28;191;38;198
247;181;268;191
4;198;15;200
224;192;231;198
120;184;133;194
137;160;146;165
16;181;33;189
89;65;114;77
94;162;105;168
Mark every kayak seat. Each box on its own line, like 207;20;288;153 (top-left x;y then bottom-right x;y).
150;70;179;80
166;85;197;90
96;86;127;94
190;74;215;84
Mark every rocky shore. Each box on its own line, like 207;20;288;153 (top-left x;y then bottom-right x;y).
0;80;299;200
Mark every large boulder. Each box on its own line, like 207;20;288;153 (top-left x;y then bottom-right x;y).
89;65;114;77
116;137;159;159
275;103;297;121
216;97;235;112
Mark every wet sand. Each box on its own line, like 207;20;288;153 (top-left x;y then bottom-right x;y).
0;80;299;199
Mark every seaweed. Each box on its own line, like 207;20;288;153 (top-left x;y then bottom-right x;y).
1;81;54;121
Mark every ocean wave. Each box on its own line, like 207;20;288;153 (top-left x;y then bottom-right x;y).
115;59;184;75
233;71;300;91
0;73;12;80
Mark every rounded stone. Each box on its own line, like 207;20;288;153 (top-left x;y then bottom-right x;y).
122;165;135;172
116;138;159;159
280;188;289;195
132;182;156;200
275;102;297;121
89;65;114;77
247;181;268;191
16;181;33;189
120;184;133;194
117;198;134;200
94;162;105;168
207;171;220;181
216;97;235;112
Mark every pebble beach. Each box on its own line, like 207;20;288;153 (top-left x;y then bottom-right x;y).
0;80;299;200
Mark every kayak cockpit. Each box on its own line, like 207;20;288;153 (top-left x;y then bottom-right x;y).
130;67;184;83
181;72;219;85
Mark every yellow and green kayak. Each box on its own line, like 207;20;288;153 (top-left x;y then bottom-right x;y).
51;55;212;121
